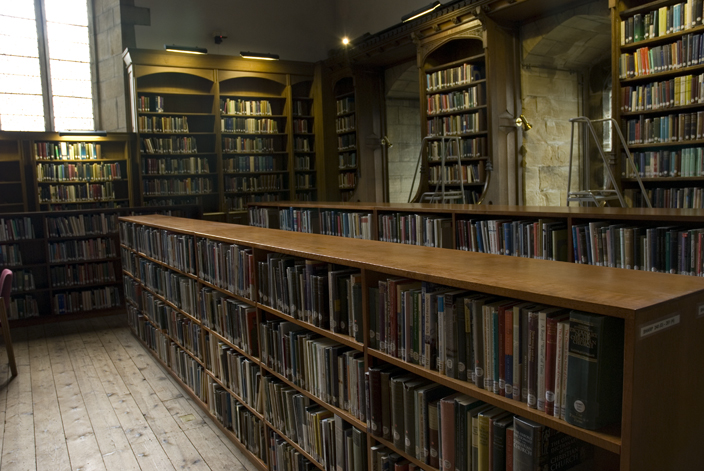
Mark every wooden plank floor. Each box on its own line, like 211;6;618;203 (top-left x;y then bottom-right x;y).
0;315;259;471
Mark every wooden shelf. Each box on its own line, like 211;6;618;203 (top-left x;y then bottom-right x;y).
427;104;488;118
142;172;218;177
620;63;704;84
620;101;704;117
425;78;487;95
619;24;704;51
627;138;704;149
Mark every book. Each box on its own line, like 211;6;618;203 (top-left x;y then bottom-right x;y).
513;416;593;471
428;399;441;469
440;393;461;471
542;308;569;414
403;378;429;457
454;394;484;471
477;407;509;471
391;374;414;449
492;414;514;471
505;426;514;471
565;311;624;430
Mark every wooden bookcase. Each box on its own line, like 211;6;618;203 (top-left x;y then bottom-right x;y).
334;78;359;201
0;205;200;327
0;135;28;212
119;214;704;471
291;77;317;202
615;0;704;208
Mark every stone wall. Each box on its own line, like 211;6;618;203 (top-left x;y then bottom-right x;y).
386;97;421;202
521;67;580;206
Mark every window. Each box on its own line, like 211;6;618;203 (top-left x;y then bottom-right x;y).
0;0;95;132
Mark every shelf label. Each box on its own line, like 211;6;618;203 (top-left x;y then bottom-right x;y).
640;314;680;338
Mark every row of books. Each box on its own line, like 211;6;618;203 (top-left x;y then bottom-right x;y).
425;63;485;92
0;217;35;241
624;148;704;177
278;208;318;234
34;142;101;160
143;177;214;196
296;191;315;201
142;157;211;175
206;331;261;410
573;221;704;274
208;377;267;462
428;161;486;185
39;183;117;203
225;155;285;173
320;210;372;240
378;213;452;248
269;430;316;471
8;295;39;319
11;270;35;292
144;289;202;361
428;136;488;160
144;197;201;207
339;151;357;169
620;1;703;45
335;116;355;133
337;134;356;151
369;279;624;430
621;74;704;113
225;175;285;193
261;321;365;421
51;261;116;287
227;193;282;212
292;100;310;117
48;238;116;262
294;137;312;153
295;174;314;190
264;376;367;471
138;115;189;133
199;287;259;358
626;186;704;209
456;219;569;261
221;98;274;116
53;286;121;314
427;85;485;115
336;97;355;115
618;32;704;78
248;207;277;229
196;239;255;300
141;137;199;154
294;118;311;134
623;110;704;144
295;155;312;171
48;213;118;238
125;223;196;275
368;368;595;471
138;259;197;315
222;117;280;134
427;111;486;136
223;136;276;153
137;95;164;113
339;173;357;189
258;256;364;342
37;163;122;182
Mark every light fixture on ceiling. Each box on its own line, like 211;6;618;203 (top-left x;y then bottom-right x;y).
342;37;350;46
240;51;279;61
164;44;208;54
58;130;108;137
401;1;442;23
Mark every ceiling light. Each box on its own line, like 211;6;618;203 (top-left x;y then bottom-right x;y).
401;1;441;23
240;51;280;61
164;44;208;54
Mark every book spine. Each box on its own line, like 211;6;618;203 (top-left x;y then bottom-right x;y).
544;316;560;415
537;311;547;412
527;311;539;409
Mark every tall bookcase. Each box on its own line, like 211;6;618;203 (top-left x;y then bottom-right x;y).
616;0;704;208
120;214;704;471
0;135;28;212
334;78;358;201
131;67;220;213
123;49;320;218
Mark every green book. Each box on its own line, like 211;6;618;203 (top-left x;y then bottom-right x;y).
565;310;624;430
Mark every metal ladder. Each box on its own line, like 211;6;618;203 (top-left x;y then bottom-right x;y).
566;117;651;208
408;135;466;203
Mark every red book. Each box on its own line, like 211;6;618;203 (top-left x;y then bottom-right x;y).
440;393;461;471
506;426;514;471
387;277;411;358
545;310;569;415
394;460;409;471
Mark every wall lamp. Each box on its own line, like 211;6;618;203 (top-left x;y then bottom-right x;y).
58;130;108;137
516;114;533;132
164;44;208;54
240;51;279;61
402;1;441;23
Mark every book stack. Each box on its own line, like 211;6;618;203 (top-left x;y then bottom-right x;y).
427;136;487;159
40;183;116;203
48;238;116;263
199;287;259;358
221;99;273;116
138;260;197;315
37;162;123;181
248;207;279;229
141;137;198;154
427;111;486;136
338;152;357;169
225;175;284;192
378;212;453;248
53;286;121;314
34;142;101;160
143;177;213;196
196;239;255;299
137;95;164;112
8;295;39;319
52;262;116;287
427;161;485;184
222;137;275;153
320;210;372;239
11;270;35;292
131;224;196;275
620;1;704;46
138;115;189;133
142;157;211;175
427;84;485;115
0;217;35;241
222;117;279;134
48;213;118;238
278;208;319;233
426;62;484;90
269;430;316;470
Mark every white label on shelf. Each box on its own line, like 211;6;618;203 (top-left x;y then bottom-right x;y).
640;314;680;338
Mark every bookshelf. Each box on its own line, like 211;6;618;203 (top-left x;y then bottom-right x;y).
0;136;28;212
334;78;359;202
291;77;317;202
616;0;704;208
420;37;488;204
0;206;200;327
131;67;220;213
30;134;134;210
120;214;704;471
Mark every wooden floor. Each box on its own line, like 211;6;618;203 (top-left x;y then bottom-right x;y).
0;315;258;471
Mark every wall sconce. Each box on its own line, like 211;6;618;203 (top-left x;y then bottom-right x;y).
402;1;442;23
164;44;208;54
240;51;279;61
58;130;108;137
516;114;532;132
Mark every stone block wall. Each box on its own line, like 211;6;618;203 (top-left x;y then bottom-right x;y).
521;67;580;206
386;98;422;203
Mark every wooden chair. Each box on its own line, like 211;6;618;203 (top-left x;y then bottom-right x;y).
0;269;17;376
